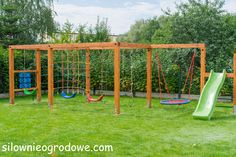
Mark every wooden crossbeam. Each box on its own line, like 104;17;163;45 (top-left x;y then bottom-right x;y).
9;42;117;50
14;87;37;92
119;42;151;49
14;70;37;73
205;72;234;78
51;42;117;50
10;42;152;50
9;44;50;50
151;44;205;49
10;43;206;50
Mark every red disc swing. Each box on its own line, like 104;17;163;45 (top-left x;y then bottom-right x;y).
155;50;196;105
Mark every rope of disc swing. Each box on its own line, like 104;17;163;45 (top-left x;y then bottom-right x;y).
188;57;195;99
156;50;196;100
181;50;196;99
188;51;196;99
155;52;162;99
156;53;162;99
155;53;171;99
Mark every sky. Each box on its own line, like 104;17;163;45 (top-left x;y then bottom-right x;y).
54;0;236;35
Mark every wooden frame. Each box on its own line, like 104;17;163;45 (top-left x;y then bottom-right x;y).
36;49;42;102
9;48;14;104
9;42;151;115
48;48;54;110
8;42;236;114
152;43;236;113
9;48;42;105
146;48;152;108
114;43;121;114
151;43;206;91
85;49;91;95
9;42;151;50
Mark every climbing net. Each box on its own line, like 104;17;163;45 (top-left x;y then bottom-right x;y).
54;50;86;99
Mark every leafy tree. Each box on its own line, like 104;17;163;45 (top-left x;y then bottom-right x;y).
119;0;236;95
51;21;75;43
118;17;159;43
161;0;236;71
52;17;111;43
152;16;174;44
0;0;56;47
0;46;8;93
50;18;112;92
0;4;24;47
156;0;236;94
93;17;111;42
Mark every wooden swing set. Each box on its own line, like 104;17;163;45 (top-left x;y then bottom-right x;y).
9;42;236;115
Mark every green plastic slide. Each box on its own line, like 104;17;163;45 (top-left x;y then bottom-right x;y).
192;70;226;120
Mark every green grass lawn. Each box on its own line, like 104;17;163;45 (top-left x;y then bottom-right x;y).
0;95;236;157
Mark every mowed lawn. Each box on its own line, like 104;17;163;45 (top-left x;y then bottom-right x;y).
0;95;236;157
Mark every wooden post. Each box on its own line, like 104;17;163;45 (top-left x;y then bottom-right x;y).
200;46;206;92
233;52;236;114
86;49;90;95
36;49;41;102
9;48;15;105
114;43;120;115
146;48;152;108
48;48;54;110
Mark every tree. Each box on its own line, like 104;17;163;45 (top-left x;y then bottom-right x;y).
152;16;174;44
49;18;112;92
0;4;24;47
52;17;111;43
0;0;56;47
118;17;159;43
119;0;236;94
161;0;236;71
93;17;111;42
